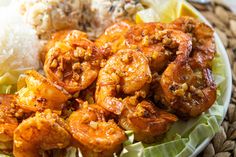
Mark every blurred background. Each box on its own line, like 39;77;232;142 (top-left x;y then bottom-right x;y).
213;0;236;13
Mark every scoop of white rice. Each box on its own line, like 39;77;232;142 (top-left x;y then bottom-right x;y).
0;7;41;73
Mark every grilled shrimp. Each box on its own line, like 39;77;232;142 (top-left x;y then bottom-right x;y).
119;99;177;143
0;95;18;151
170;16;216;68
44;30;102;94
13;109;71;157
125;23;192;72
156;17;217;117
95;49;152;115
68;104;126;157
160;60;216;117
17;70;70;112
95;21;133;57
41;30;88;63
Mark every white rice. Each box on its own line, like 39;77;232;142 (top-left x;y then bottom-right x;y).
0;7;41;73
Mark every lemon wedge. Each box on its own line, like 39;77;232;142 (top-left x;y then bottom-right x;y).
136;0;183;23
135;8;160;23
180;2;198;18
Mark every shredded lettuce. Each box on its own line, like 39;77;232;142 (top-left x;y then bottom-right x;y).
55;147;83;157
64;147;78;157
0;69;31;94
0;155;11;157
0;85;12;94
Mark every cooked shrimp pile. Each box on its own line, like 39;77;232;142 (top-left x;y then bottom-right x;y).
0;16;216;157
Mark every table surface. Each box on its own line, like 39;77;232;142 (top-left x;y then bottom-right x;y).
217;0;236;13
